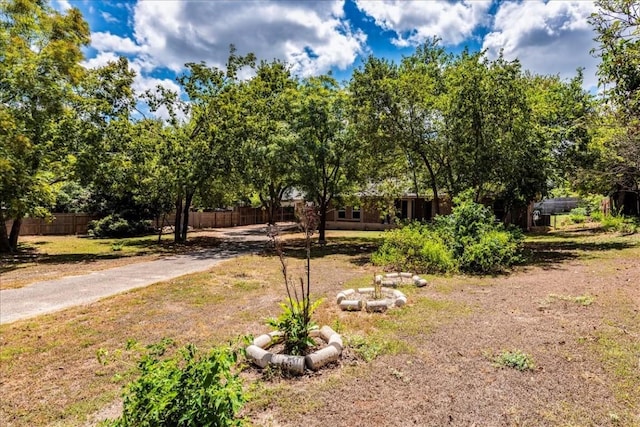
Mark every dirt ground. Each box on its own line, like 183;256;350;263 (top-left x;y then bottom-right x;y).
242;243;639;426
1;228;638;426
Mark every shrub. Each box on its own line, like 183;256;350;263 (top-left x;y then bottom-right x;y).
372;190;523;274
590;210;604;222
459;229;522;273
88;214;153;238
267;205;322;357
105;342;245;427
600;212;638;233
569;207;587;224
371;224;456;273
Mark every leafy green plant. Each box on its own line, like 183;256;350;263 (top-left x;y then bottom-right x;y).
111;242;124;252
88;214;153;238
459;229;522;273
371;223;456;273
347;335;392;362
494;350;535;371
373;190;523;274
590;210;604;222
569;207;587;224
267;297;323;356
600;212;638;234
267;205;322;356
104;341;245;427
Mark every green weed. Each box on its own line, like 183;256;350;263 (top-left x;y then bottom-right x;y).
493;350;535;371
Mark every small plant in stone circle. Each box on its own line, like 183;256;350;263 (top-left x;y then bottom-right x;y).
494;350;535;371
267;205;323;356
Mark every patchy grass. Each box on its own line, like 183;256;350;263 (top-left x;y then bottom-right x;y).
0;227;639;426
590;295;640;419
546;293;596;306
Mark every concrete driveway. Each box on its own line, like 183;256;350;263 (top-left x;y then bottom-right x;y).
0;223;296;324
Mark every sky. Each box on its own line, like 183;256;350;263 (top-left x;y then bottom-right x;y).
53;0;601;101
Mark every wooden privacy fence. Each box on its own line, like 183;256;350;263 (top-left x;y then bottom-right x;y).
6;207;296;237
159;207;296;229
4;213;97;236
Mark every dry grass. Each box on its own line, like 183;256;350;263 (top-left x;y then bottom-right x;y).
0;228;639;426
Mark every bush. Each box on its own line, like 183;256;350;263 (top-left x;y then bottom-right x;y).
569;207;587;224
600;213;638;233
88;214;153;238
590;210;604;222
372;190;523;274
460;229;522;274
371;223;456;273
267;298;323;356
105;342;245;427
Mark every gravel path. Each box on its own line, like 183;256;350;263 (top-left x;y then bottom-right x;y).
0;224;290;324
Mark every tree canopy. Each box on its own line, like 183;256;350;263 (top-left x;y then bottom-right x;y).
2;0;637;252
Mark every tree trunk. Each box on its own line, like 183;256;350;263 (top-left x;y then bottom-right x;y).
0;210;11;253
9;216;22;251
318;201;327;244
181;191;194;242
418;151;440;215
174;194;183;243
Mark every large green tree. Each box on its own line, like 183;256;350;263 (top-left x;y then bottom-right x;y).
147;48;255;242
442;52;545;210
587;0;640;201
0;0;89;252
293;75;361;243
350;40;449;215
239;60;298;224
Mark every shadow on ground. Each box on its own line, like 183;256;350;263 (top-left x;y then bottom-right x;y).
261;236;383;266
522;237;638;269
0;235;226;274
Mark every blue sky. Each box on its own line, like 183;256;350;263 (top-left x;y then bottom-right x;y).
54;0;600;100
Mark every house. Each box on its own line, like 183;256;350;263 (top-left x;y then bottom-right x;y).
326;194;452;231
326;193;535;231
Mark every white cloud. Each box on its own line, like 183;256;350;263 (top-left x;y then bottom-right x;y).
483;1;599;89
355;0;492;46
81;51;120;69
55;0;72;11
91;32;144;54
100;11;119;24
129;0;366;76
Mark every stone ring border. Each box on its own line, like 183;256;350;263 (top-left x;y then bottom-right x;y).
246;326;342;375
376;272;428;288
337;286;407;312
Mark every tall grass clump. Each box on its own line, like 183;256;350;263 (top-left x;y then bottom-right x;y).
373;190;523;274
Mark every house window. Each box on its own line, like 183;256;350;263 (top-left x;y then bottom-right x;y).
338;207;346;219
352;206;361;220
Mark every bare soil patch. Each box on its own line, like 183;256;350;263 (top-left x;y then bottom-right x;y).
0;229;638;426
